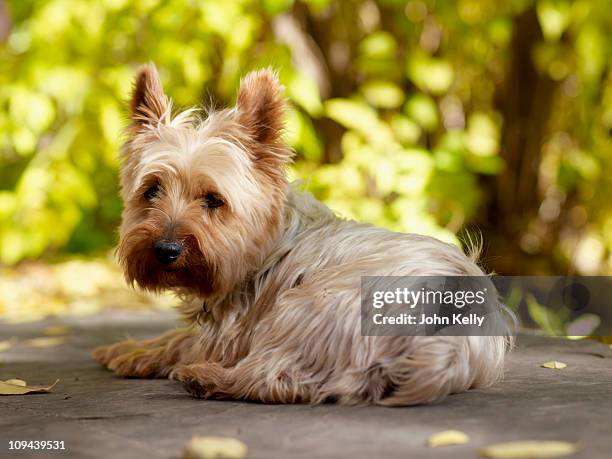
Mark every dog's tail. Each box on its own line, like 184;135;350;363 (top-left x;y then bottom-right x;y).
375;334;508;406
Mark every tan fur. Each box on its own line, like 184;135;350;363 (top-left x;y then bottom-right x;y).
93;64;511;406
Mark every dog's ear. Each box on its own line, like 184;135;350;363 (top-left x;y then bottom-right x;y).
130;63;169;126
235;68;285;145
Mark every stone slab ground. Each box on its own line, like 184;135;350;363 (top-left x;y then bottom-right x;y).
1;311;611;459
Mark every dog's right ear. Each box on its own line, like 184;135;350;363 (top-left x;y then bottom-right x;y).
130;63;169;126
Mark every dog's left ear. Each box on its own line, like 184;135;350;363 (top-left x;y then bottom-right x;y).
130;63;169;126
235;68;285;146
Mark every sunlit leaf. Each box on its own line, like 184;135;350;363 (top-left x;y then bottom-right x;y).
536;0;572;42
427;430;470;447
374;159;396;194
24;337;65;348
325;98;377;130
0;339;17;353
541;361;567;369
465;112;499;157
404;94;438;131
434;150;463;172
284;109;323;161
324;98;393;144
43;325;72;336
406;54;454;95
360;81;404;109
9;88;55;134
0;379;59;396
480;441;577;458
288;72;323;117
390;115;421;145
575;24;606;81
184;436;247;459
359;31;397;58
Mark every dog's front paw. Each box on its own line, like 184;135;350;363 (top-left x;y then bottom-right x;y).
171;364;219;399
92;340;138;368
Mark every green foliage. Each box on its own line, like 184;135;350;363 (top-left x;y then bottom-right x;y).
1;0;611;273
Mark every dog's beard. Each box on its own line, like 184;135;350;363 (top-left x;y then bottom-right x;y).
118;226;215;296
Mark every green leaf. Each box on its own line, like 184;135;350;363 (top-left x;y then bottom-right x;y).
360;80;404;109
324;98;393;144
536;0;572;43
404;94;439;131
288;72;323;117
406;54;454;95
465;112;500;157
358;31;397;58
390;115;421;145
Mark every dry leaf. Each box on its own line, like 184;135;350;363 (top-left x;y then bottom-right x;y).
0;379;59;395
541;361;567;369
0;339;17;353
24;337;65;348
4;379;26;386
43;325;71;336
480;441;577;458
184;436;247;459
427;430;470;447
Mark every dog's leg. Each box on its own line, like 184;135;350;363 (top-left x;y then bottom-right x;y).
93;328;196;378
170;359;311;403
92;328;187;366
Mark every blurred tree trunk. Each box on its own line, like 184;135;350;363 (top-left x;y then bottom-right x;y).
483;7;564;275
288;1;362;164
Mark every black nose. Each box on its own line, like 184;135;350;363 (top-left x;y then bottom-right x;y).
153;240;183;265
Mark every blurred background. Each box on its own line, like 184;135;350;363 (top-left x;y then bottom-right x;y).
0;0;610;324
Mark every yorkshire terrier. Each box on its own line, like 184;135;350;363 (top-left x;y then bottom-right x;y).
93;64;509;405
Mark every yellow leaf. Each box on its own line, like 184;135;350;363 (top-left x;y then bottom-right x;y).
43;325;71;336
0;379;59;395
24;337;65;348
184;436;247;459
0;338;17;352
4;379;26;386
541;361;567;369
428;430;470;447
480;441;577;458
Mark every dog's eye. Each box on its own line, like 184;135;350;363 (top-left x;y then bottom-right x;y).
144;184;161;201
202;193;225;209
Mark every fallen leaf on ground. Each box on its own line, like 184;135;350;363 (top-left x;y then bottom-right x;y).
0;339;17;353
23;337;65;348
427;430;470;447
541;361;567;369
0;379;59;395
184;436;247;459
4;379;26;386
43;325;71;336
479;441;577;458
